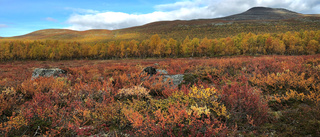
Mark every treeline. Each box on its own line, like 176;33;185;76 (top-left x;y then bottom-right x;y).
1;30;320;61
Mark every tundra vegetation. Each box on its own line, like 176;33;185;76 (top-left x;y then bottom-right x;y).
0;54;320;136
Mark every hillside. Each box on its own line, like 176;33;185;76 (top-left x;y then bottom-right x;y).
8;29;113;41
221;7;302;20
121;7;320;40
3;7;320;41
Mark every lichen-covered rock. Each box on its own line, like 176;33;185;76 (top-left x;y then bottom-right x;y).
156;69;168;75
141;67;184;87
32;68;67;79
163;74;184;86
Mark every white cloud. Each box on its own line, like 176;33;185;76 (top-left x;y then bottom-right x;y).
66;0;320;30
155;0;211;11
45;17;58;22
65;7;99;14
66;7;214;30
0;24;8;28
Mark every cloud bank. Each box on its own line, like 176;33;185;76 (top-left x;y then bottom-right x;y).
66;0;320;30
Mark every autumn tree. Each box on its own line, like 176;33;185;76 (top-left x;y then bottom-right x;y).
265;36;273;54
224;37;237;55
80;43;91;59
190;38;199;57
139;40;149;58
29;41;46;60
209;39;218;56
272;38;286;54
11;41;24;60
306;39;319;54
215;38;226;56
241;36;250;54
198;37;210;56
128;40;139;57
150;34;161;57
155;39;166;57
256;35;267;54
181;36;191;57
107;41;116;58
0;42;12;61
89;43;99;58
166;38;176;57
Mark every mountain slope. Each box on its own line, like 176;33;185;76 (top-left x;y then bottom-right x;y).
11;29;113;41
221;7;302;20
4;7;320;41
119;7;320;40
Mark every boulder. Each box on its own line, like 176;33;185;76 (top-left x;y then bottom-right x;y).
156;69;168;75
141;67;184;87
142;67;168;76
32;68;67;79
163;74;184;86
142;67;157;76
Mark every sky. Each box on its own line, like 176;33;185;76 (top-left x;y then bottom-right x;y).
1;0;320;37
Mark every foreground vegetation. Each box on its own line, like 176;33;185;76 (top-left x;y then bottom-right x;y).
1;30;320;61
1;55;320;136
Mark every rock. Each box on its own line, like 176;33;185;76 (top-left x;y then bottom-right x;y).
141;67;184;87
32;68;67;79
163;74;184;86
156;69;168;75
142;67;157;76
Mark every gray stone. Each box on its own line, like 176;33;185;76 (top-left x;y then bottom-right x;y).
163;74;184;86
141;67;183;87
156;69;168;75
32;68;67;79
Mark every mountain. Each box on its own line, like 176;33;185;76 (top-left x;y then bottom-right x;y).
3;7;320;41
118;7;320;40
221;7;302;21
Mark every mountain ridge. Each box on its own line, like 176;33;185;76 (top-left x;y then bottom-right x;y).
2;7;320;40
221;7;302;21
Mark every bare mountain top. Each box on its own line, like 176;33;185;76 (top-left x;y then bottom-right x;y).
221;7;302;21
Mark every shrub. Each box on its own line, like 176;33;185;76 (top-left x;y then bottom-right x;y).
220;76;269;128
116;86;151;100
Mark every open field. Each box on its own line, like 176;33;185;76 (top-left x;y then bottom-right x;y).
1;55;320;136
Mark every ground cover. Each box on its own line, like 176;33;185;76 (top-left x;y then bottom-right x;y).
0;55;319;136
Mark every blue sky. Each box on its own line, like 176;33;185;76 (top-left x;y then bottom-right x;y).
1;0;320;37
